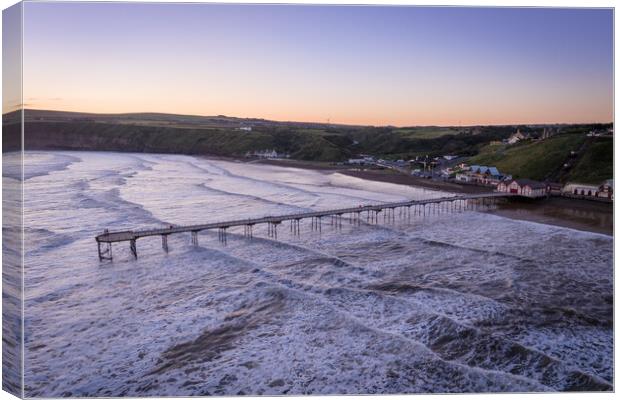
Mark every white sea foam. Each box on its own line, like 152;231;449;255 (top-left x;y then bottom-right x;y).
20;151;613;396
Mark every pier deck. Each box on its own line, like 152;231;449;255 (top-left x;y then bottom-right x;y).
95;192;513;260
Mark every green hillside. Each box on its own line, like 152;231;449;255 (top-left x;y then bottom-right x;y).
468;135;586;181
566;138;613;184
10;109;518;161
4;110;612;179
392;127;461;139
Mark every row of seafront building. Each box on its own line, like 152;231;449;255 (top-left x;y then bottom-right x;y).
345;154;613;201
452;163;613;200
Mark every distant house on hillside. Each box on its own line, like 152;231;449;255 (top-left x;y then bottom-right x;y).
506;129;527;145
587;128;613;137
239;126;252;132
246;149;289;159
540;127;558;140
497;179;547;198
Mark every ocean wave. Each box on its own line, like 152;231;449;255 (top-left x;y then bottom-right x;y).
21;151;613;396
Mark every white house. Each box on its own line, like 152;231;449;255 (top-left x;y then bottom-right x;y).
239;126;252;132
497;179;547;198
562;183;600;197
247;149;289;159
507;130;526;145
455;173;472;182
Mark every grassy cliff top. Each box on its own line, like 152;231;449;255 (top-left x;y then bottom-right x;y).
469;134;612;184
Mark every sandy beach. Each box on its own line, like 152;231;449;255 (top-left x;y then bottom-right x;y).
251;159;492;193
490;196;613;235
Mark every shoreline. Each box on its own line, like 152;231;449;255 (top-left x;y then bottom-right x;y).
246;158;613;236
337;169;493;195
251;158;493;194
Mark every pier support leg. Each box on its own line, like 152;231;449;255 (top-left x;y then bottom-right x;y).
244;224;254;238
267;223;278;239
191;231;198;246
162;235;169;253
130;239;137;260
97;241;113;261
218;227;228;244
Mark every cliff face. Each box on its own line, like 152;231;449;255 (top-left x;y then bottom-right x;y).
21;121;272;156
7;111;611;172
2;123;21;152
17;121;352;161
5;109;354;160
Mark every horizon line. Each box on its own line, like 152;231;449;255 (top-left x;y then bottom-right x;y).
6;107;614;129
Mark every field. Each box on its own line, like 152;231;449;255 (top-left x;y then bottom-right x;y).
393;127;461;139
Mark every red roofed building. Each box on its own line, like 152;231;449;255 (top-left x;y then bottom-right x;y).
497;179;548;198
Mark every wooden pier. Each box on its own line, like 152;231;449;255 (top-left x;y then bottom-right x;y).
95;192;513;261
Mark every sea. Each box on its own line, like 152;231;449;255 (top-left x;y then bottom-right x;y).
3;151;614;396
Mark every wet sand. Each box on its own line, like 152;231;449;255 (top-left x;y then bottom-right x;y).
248;158;344;171
339;169;493;194
489;196;613;236
253;159;492;194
